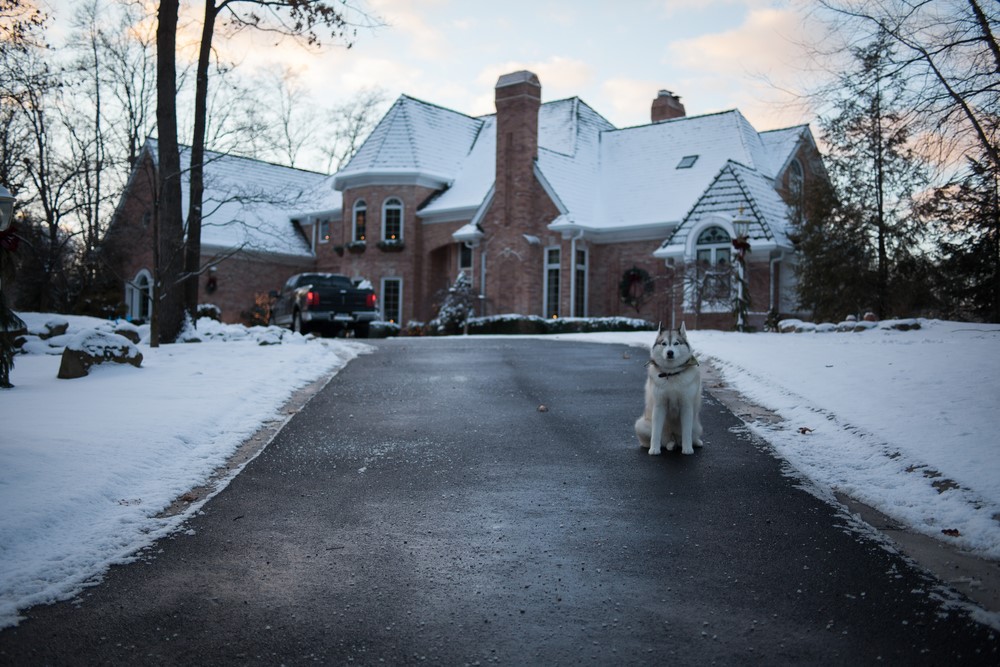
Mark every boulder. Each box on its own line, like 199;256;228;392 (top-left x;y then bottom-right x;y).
38;317;69;340
58;329;143;379
113;321;141;344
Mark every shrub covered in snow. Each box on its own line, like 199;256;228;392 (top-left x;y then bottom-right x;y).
429;272;477;335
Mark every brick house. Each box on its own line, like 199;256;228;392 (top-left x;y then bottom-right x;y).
112;70;823;330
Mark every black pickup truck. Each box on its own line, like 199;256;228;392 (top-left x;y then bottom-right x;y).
270;273;378;337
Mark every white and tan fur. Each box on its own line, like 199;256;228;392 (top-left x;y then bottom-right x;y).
634;322;704;455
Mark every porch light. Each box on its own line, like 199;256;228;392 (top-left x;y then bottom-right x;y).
732;207;751;240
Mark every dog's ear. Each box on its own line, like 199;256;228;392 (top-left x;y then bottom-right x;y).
657;321;662;334
680;321;687;336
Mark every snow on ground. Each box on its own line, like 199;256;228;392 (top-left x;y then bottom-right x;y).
0;313;371;629
1;314;998;630
550;320;1000;561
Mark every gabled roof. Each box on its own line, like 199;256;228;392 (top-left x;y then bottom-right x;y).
654;160;795;259
141;139;337;258
592;110;776;233
334;95;484;190
406;96;813;244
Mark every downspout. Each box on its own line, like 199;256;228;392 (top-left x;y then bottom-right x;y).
478;239;487;317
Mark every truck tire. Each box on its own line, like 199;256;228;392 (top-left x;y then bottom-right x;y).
354;322;371;339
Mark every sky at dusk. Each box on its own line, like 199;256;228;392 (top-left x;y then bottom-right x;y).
40;0;826;137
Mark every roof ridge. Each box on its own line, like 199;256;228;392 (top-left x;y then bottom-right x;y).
608;108;743;133
143;136;328;176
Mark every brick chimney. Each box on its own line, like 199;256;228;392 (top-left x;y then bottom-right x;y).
651;89;686;122
494;71;541;228
487;70;544;316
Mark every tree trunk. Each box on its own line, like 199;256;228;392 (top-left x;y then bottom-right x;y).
183;0;220;320
155;0;185;344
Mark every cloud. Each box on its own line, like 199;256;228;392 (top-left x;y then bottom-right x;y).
663;6;819;128
668;7;807;74
366;0;450;60
477;56;594;100
601;79;664;127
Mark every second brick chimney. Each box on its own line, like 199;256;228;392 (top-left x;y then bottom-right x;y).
651;90;686;122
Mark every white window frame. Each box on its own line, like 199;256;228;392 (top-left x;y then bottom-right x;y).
352;200;367;242
573;246;588;317
382;197;404;242
691;225;733;313
126;268;153;322
543;246;561;318
380;276;403;324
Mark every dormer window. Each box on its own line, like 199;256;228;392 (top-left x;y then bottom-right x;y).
352;200;367;242
676;155;698;169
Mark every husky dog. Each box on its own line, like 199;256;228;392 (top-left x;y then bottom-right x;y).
634;322;704;455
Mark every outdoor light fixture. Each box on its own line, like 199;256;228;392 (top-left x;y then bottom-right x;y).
731;207;752;333
732;209;751;241
0;185;14;233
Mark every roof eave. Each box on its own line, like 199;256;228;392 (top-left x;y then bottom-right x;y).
333;169;452;191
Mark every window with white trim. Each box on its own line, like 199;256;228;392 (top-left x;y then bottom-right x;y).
352;200;367;242
788;159;804;222
695;226;732;305
382;197;403;242
573;247;587;317
459;243;472;272
381;277;402;324
544;247;561;318
126;269;153;323
319;218;330;244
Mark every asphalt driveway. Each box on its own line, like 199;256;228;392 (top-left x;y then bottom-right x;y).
0;337;996;665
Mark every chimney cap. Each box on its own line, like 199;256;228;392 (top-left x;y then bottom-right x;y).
657;89;680;100
496;70;541;89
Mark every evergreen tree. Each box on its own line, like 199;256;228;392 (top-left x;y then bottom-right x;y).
792;178;875;321
922;154;1000;322
808;32;930;319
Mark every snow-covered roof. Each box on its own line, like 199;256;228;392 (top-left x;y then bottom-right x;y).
143;139;337;258
654;160;795;259
333;95;484;190
382;94;811;246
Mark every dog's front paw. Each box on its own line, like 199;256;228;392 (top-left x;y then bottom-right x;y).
648;446;662;456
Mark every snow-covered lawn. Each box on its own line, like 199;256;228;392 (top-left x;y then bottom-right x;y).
1;313;998;630
0;313;371;629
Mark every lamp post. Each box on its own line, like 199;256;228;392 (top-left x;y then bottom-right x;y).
732;208;752;332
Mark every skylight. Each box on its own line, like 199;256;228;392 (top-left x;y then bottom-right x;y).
676;155;698;169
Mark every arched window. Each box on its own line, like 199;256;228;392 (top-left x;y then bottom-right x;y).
382;197;403;242
695;226;731;267
352;200;367;242
788;160;805;219
695;226;731;305
125;269;153;323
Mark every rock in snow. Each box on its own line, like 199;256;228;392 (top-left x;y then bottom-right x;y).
57;329;143;379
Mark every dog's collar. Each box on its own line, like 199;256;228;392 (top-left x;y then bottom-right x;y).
646;356;699;378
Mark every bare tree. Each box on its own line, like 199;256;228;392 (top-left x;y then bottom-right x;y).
812;0;999;174
155;0;185;345
183;0;380;320
321;86;388;172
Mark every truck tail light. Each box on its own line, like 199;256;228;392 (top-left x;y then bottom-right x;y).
366;292;377;309
306;290;320;308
